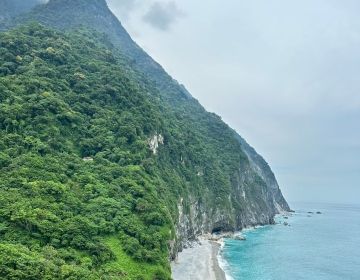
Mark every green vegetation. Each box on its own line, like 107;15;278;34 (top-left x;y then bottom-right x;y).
0;22;276;279
0;24;173;279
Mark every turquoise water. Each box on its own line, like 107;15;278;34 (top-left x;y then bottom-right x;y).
221;202;360;280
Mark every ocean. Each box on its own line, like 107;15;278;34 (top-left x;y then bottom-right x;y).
220;202;360;280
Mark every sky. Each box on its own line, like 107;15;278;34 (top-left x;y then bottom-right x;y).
107;0;360;205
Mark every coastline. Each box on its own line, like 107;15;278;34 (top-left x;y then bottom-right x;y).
171;238;227;280
211;241;227;280
171;215;294;279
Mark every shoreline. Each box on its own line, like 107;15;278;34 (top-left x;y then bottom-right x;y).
171;215;296;279
211;241;227;280
171;238;227;280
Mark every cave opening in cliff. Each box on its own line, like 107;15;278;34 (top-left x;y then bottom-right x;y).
211;227;224;234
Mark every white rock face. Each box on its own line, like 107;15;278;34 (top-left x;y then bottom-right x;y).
241;189;246;199
148;134;164;154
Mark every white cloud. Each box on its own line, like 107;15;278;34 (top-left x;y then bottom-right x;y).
142;1;184;31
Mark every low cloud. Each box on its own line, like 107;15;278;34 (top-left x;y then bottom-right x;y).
142;1;184;31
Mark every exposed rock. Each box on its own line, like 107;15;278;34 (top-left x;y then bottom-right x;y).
148;134;164;154
82;157;93;162
234;235;246;241
236;134;291;213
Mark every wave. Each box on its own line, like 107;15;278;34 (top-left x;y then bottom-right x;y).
217;244;235;280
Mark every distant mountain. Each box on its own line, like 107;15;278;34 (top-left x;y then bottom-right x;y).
0;0;44;27
0;1;290;279
1;0;43;15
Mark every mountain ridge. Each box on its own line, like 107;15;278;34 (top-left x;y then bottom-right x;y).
16;0;193;102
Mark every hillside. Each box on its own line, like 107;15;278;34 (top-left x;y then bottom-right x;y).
15;0;192;102
0;1;289;279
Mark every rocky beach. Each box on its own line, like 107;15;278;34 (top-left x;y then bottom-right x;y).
171;238;227;280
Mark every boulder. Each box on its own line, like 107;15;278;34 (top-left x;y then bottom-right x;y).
234;235;246;241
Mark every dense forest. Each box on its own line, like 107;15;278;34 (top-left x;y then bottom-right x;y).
0;1;289;279
0;24;178;279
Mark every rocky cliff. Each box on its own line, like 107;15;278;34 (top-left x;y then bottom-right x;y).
173;131;290;254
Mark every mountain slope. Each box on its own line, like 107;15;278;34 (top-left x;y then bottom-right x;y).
7;0;290;214
17;0;192;102
0;1;290;279
0;24;175;279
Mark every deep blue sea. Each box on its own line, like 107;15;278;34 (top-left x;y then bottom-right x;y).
220;202;360;280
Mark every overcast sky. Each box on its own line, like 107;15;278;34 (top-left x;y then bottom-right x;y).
107;0;360;205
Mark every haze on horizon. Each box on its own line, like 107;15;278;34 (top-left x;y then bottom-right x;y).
107;0;360;205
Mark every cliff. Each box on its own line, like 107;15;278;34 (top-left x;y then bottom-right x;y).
0;1;290;278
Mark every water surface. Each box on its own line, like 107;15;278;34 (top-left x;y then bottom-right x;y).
221;202;360;280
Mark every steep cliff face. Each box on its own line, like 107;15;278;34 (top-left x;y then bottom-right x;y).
0;0;290;275
236;134;290;212
172;133;290;253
